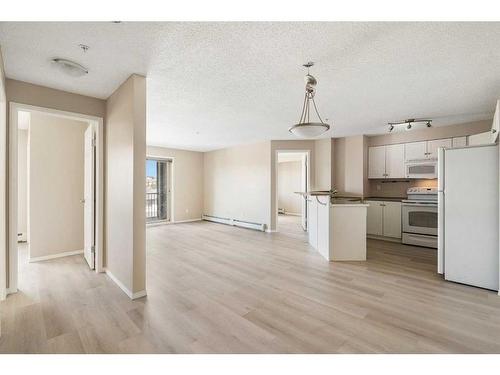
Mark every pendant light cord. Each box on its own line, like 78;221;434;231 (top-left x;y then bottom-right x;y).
298;91;324;125
311;96;324;124
298;92;308;124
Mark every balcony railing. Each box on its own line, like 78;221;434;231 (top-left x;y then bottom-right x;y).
146;192;159;220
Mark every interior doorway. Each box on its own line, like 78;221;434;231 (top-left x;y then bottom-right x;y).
276;151;309;234
6;103;104;296
146;158;172;223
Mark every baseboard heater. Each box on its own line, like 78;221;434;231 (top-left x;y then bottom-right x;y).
202;214;266;232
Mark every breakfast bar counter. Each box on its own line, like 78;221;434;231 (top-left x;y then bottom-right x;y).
297;192;369;262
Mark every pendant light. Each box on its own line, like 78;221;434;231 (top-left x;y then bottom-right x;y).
289;62;330;138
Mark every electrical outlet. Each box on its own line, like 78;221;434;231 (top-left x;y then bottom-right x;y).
376;184;381;191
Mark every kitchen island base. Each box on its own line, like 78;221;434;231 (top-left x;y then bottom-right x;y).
308;195;368;262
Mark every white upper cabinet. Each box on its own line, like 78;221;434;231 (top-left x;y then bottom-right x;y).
405;139;451;161
368;146;386;179
404;141;427;162
385;144;405;178
427;138;452;159
368;144;405;179
468;131;492;146
452;136;467;148
491;99;499;144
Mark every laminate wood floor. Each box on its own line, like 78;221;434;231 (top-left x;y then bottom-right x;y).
2;215;500;353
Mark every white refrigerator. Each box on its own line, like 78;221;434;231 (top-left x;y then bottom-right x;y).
438;144;499;291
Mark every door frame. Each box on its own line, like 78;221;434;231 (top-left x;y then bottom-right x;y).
6;102;104;296
274;149;311;233
146;155;174;223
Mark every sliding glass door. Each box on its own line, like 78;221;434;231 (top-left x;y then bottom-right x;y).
146;158;171;222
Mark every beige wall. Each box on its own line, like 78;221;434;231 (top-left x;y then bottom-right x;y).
28;113;87;259
368;179;438;198
17;129;27;239
6;79;106;119
277;161;302;215
147;146;204;222
106;74;146;295
333;135;367;197
270;140;316;230
0;48;6;297
204;141;271;227
314;138;334;191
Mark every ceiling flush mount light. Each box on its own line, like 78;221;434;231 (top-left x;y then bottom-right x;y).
289;62;330;138
52;58;88;77
388;118;432;133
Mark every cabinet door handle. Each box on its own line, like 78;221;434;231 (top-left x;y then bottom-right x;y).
492;129;497;133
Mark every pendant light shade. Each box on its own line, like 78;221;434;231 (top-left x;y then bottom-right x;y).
289;122;330;138
289;62;330;138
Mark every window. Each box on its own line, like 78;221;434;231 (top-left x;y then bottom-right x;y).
146;159;171;222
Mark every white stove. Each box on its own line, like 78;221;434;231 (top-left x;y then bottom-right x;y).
402;187;438;248
403;187;438;204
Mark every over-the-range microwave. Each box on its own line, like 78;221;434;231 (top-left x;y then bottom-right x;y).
405;159;438;179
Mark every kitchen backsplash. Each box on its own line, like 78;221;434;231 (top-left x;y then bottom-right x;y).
367;179;437;198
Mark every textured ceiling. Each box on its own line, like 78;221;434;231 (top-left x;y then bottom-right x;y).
1;22;499;151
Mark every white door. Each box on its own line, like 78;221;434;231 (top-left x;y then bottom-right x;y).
83;126;95;270
366;201;383;236
385;144;405;178
301;154;308;231
382;201;402;238
427;138;452;159
451;136;467;148
368;146;386;179
405;141;427;162
468;131;492;146
491;99;499;143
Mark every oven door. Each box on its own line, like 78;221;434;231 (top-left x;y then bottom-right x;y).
402;203;438;236
405;161;437;179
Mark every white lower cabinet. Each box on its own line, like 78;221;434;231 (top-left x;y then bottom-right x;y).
366;200;383;235
382;202;402;238
366;200;402;239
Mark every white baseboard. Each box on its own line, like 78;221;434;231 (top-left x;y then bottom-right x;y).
203;215;266;232
105;269;147;300
265;229;278;233
29;249;84;263
173;218;202;224
147;218;201;227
